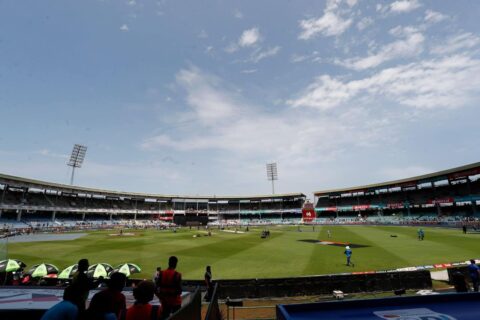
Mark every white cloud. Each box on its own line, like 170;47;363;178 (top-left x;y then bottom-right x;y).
289;54;480;110
389;0;421;13
357;17;373;31
430;32;480;55
174;67;240;125
424;10;447;24
37;149;69;159
205;46;214;54
241;69;258;74
239;28;261;47
141;67;392;168
224;43;238;53
290;51;320;63
234;9;243;19
127;0;136;6
346;0;358;7
249;46;281;63
120;24;129;32
298;0;354;39
338;27;424;70
198;30;208;39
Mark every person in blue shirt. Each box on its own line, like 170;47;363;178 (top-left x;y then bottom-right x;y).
468;259;480;292
41;285;80;320
344;246;353;266
417;228;425;240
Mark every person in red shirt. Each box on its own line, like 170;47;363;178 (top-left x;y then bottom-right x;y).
156;256;182;320
126;280;162;320
88;272;127;320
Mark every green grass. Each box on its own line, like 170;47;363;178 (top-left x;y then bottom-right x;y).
6;225;479;280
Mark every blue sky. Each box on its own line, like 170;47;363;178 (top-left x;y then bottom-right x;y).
0;0;479;198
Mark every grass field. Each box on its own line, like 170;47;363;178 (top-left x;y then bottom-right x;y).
6;225;479;280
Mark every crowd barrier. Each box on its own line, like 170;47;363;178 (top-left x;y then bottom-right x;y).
183;270;431;299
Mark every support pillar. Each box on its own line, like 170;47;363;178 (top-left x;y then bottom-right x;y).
472;201;477;217
52;211;56;222
109;213;113;221
82;212;86;221
16;209;22;222
436;203;442;216
0;209;2;219
134;211;137;221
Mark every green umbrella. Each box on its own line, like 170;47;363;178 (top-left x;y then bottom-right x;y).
112;263;141;277
27;263;59;278
0;259;26;272
58;264;79;279
87;263;113;278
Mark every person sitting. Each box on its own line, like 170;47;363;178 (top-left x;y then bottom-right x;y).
40;285;81;320
87;272;127;320
126;281;162;320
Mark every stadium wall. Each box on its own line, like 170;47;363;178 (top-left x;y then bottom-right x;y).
182;270;432;299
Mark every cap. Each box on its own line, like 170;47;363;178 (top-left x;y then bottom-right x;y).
346;246;350;249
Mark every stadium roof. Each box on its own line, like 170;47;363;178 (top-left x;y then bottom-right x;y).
0;172;305;201
314;161;480;197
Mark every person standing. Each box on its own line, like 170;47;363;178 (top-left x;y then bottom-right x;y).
152;267;162;284
463;225;467;234
71;258;95;317
157;256;182;320
204;266;213;302
344;246;353;266
468;259;480;292
327;230;331;238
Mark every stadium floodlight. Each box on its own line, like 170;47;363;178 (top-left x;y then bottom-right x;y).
266;162;278;195
67;144;88;185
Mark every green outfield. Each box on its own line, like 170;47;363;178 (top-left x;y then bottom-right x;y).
6;225;479;280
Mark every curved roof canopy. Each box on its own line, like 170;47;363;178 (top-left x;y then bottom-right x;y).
314;162;480;197
0;172;305;201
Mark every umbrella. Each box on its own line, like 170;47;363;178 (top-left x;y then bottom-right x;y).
0;259;26;273
87;263;113;278
112;263;141;277
58;264;79;279
26;263;59;278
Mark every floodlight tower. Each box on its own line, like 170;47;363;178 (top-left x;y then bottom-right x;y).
266;162;278;195
67;144;87;185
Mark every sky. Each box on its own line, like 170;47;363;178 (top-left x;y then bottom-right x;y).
0;0;479;198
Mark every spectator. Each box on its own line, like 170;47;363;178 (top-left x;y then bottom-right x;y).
88;272;127;320
468;259;480;292
156;256;182;320
451;271;468;293
71;259;95;316
126;280;161;320
153;267;161;284
41;285;80;320
204;266;213;302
